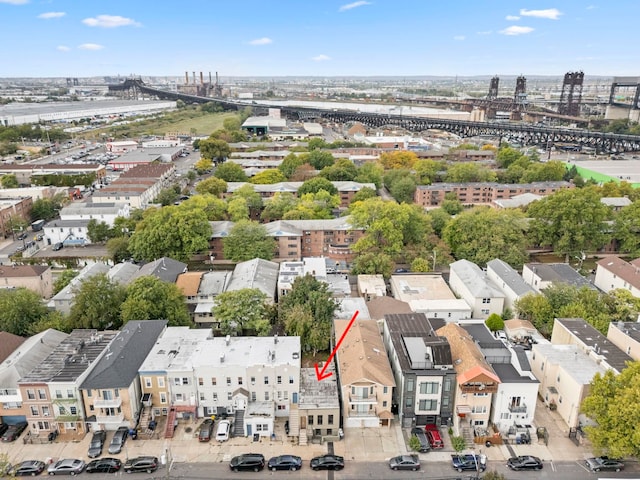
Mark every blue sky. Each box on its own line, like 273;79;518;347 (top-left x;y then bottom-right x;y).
1;0;638;78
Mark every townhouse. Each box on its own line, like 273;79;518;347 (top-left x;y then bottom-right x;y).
357;274;387;301
607;321;640;361
486;259;536;312
191;271;232;327
277;257;327;298
297;366;341;445
594;256;640;297
0;265;53;298
449;260;505;319
0;196;33;239
18;329;117;437
335;319;395;428
522;263;596;293
80;320;168;431
382;313;455;428
48;263;111;314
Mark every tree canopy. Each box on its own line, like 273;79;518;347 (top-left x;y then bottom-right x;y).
120;276;191;326
214;162;247;182
298;177;338;196
0;288;49;336
223;220;276;262
195;176;227;197
69;273;126;329
212;288;271;336
199;138;231;163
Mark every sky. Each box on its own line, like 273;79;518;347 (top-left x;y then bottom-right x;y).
1;0;639;79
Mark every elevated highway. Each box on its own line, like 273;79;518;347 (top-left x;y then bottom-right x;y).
110;79;640;153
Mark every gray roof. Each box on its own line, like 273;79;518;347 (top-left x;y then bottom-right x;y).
227;258;279;300
59;202;129;217
50;263;111;304
299;367;340;410
44;219;91;228
492;363;538;383
0;329;68;388
525;263;596;290
450;259;504;298
533;343;607;384
107;262;140;285
487;259;536;297
199;271;232;296
609;321;640;344
20;329;117;383
462;323;506;349
415;181;573;191
131;257;187;283
138;327;212;373
600;197;633;208
513;346;532;371
211;217;357;239
80;320;167;389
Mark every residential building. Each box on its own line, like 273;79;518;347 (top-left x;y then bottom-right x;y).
48;263;111;314
0;329;68;425
522;263;595;293
336;298;370;323
108;147;182;172
357;275;386;301
277;258;327;298
0;186;62;202
226;258;279;302
0;265;53;298
18;329;117;437
600;197;632;211
297;367;341;445
0;164;106;187
130;257;187;284
594;256;640;297
493;192;543;209
0;332;24;364
382;313;455;428
58;202;130;227
81;320;168;431
176;271;204;317
607;321;640;361
390;273;472;321
43;219;90;246
486;259;536;312
192;271;232;327
366;296;412;321
106;262;140;286
335;319;395;428
435;323;500;440
449;260;505;319
0;196;33;238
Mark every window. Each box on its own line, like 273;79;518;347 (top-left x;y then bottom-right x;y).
277;376;282;385
472;405;487;414
482;298;491;304
481;309;490;315
238;377;243;385
226;377;231;386
199;393;205;401
317;415;323;425
501;412;510;420
308;415;313;425
70;406;77;415
39;389;47;400
444;379;452;392
264;376;269;385
251;377;255;385
176;393;183;401
289;376;294;384
283;391;288;400
158;378;165;388
419;382;439;394
406;379;414;392
212;393;218;401
251;392;256;402
559;396;563;404
328;414;334;424
198;377;203;386
383;386;388;394
227;392;232;401
160;393;167;404
55;390;62;399
540;362;545;371
211;377;217;386
557;375;561;382
145;378;152;388
173;378;181;386
182;377;189;385
30;406;39;416
442;397;450;408
405;396;413;408
418;399;437;410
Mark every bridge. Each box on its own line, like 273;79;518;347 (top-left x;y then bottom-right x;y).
109;78;640;153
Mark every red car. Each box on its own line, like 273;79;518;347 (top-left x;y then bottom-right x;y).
425;424;444;449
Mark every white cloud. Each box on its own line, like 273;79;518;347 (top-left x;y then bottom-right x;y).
56;45;70;52
78;43;104;50
248;37;272;45
586;5;596;9
499;25;534;36
82;15;141;28
0;0;29;4
339;1;371;12
312;54;331;61
505;15;520;20
477;30;492;35
519;8;562;20
38;11;65;19
453;35;465;41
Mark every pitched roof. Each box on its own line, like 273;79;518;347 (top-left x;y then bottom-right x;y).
131;257;187;283
435;323;499;385
0;265;49;279
486;259;535;297
366;296;412;321
525;263;595;289
596;256;640;290
0;332;25;364
227;258;279;299
176;271;204;296
80;320;168;389
335;319;395;387
450;259;504;298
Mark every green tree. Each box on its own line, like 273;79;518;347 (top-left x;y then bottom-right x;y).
521;160;567;182
250;169;287;184
0;288;49;335
410;257;430;272
388;176;416;204
408;434;422;452
69;273;126;329
121;276;191;326
351;186;377;203
527;187;611;261
87;219;112;243
496;146;525;168
319;159;358;181
485;313;505;332
443;207;528;268
223;220;276;262
445;162;497;182
199;138;231;164
450;436;467;453
195;176;227;197
352;252;394;278
194;157;213;174
127;205;211;262
380;151;418;169
283;190;340;220
306;150;335;170
180;194;227;221
261;192;299;222
212;288;271;336
226;197;250;221
53;269;79;295
581;362;640;458
298;177;338;196
106;237;131;263
278;153;305;179
1;174;18;188
307;138;328;150
355;162;384;188
613;200;640;256
428;208;452;237
214;162;247;182
230;184;263;217
414;159;441;185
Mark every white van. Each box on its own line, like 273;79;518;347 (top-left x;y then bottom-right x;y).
216;420;231;442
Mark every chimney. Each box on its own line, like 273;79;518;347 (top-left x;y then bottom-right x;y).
192;72;196;85
274;334;278;344
185;71;189;84
209;72;212;84
200;71;204;85
225;334;231;346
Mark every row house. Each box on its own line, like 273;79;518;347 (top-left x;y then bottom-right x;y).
449;260;505;319
139;328;301;439
0;196;33;239
335;319;395;428
0;329;68;425
277;258;327;298
436;323;500;441
522;263;596;293
414;181;573;208
594;256;640;297
80;320;168;431
0;164;106;187
18;329;117;437
297;367;341;445
191;271;232;327
223;181;376;208
607;321;640;361
486;259;536;312
382;313;455;428
0;265;53;298
210;217;364;263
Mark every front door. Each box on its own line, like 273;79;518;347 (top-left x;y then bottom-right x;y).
247;424;252;436
236;397;246;410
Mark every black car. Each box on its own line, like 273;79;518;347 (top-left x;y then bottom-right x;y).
310;455;345;471
507;455;543;471
87;431;107;458
230;454;265;472
85;458;122;474
2;421;28;442
585;456;624;472
451;454;487;473
123;457;158;474
389;455;420;471
10;460;46;476
267;455;302;471
0;423;8;437
198;419;214;442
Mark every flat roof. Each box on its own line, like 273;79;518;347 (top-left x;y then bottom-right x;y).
569;159;640;185
299;367;339;410
390;274;456;303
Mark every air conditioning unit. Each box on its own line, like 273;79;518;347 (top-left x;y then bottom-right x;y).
43;413;49;416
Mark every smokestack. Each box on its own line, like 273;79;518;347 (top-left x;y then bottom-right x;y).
192;72;196;85
200;71;204;85
185;71;188;84
209;72;212;84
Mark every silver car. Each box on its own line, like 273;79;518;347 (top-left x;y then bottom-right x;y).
47;459;85;476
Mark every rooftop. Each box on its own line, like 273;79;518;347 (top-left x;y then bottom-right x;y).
299;366;340;410
533;343;608;384
190;335;300;369
137;326;211;373
487;259;536;297
525;263;595;290
596;256;640;290
390;273;456;302
450;259;504;299
227;258;279;300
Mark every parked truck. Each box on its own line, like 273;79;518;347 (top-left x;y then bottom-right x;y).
31;219;45;232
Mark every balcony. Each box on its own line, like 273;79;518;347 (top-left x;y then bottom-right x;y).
93;397;122;408
460;384;498;394
96;413;124;424
348;408;377;418
349;393;377;404
55;414;80;422
508;403;528;413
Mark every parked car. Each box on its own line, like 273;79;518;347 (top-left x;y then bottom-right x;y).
425;424;444;449
215;420;231;442
310;455;344;471
0;423;8;437
107;427;128;454
451;454;487;473
507;455;543;470
87;431;107;458
410;427;430;453
198;419;214;442
47;459;86;476
585;456;624;472
85;458;122;474
389;454;420;471
17;232;27;240
10;460;46;477
229;454;265;472
52;242;63;251
267;455;302;471
123;457;158;474
2;421;28;442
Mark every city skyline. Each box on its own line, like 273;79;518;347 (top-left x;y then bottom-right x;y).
0;0;638;79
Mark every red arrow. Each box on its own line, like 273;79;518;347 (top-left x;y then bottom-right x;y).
315;310;359;382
